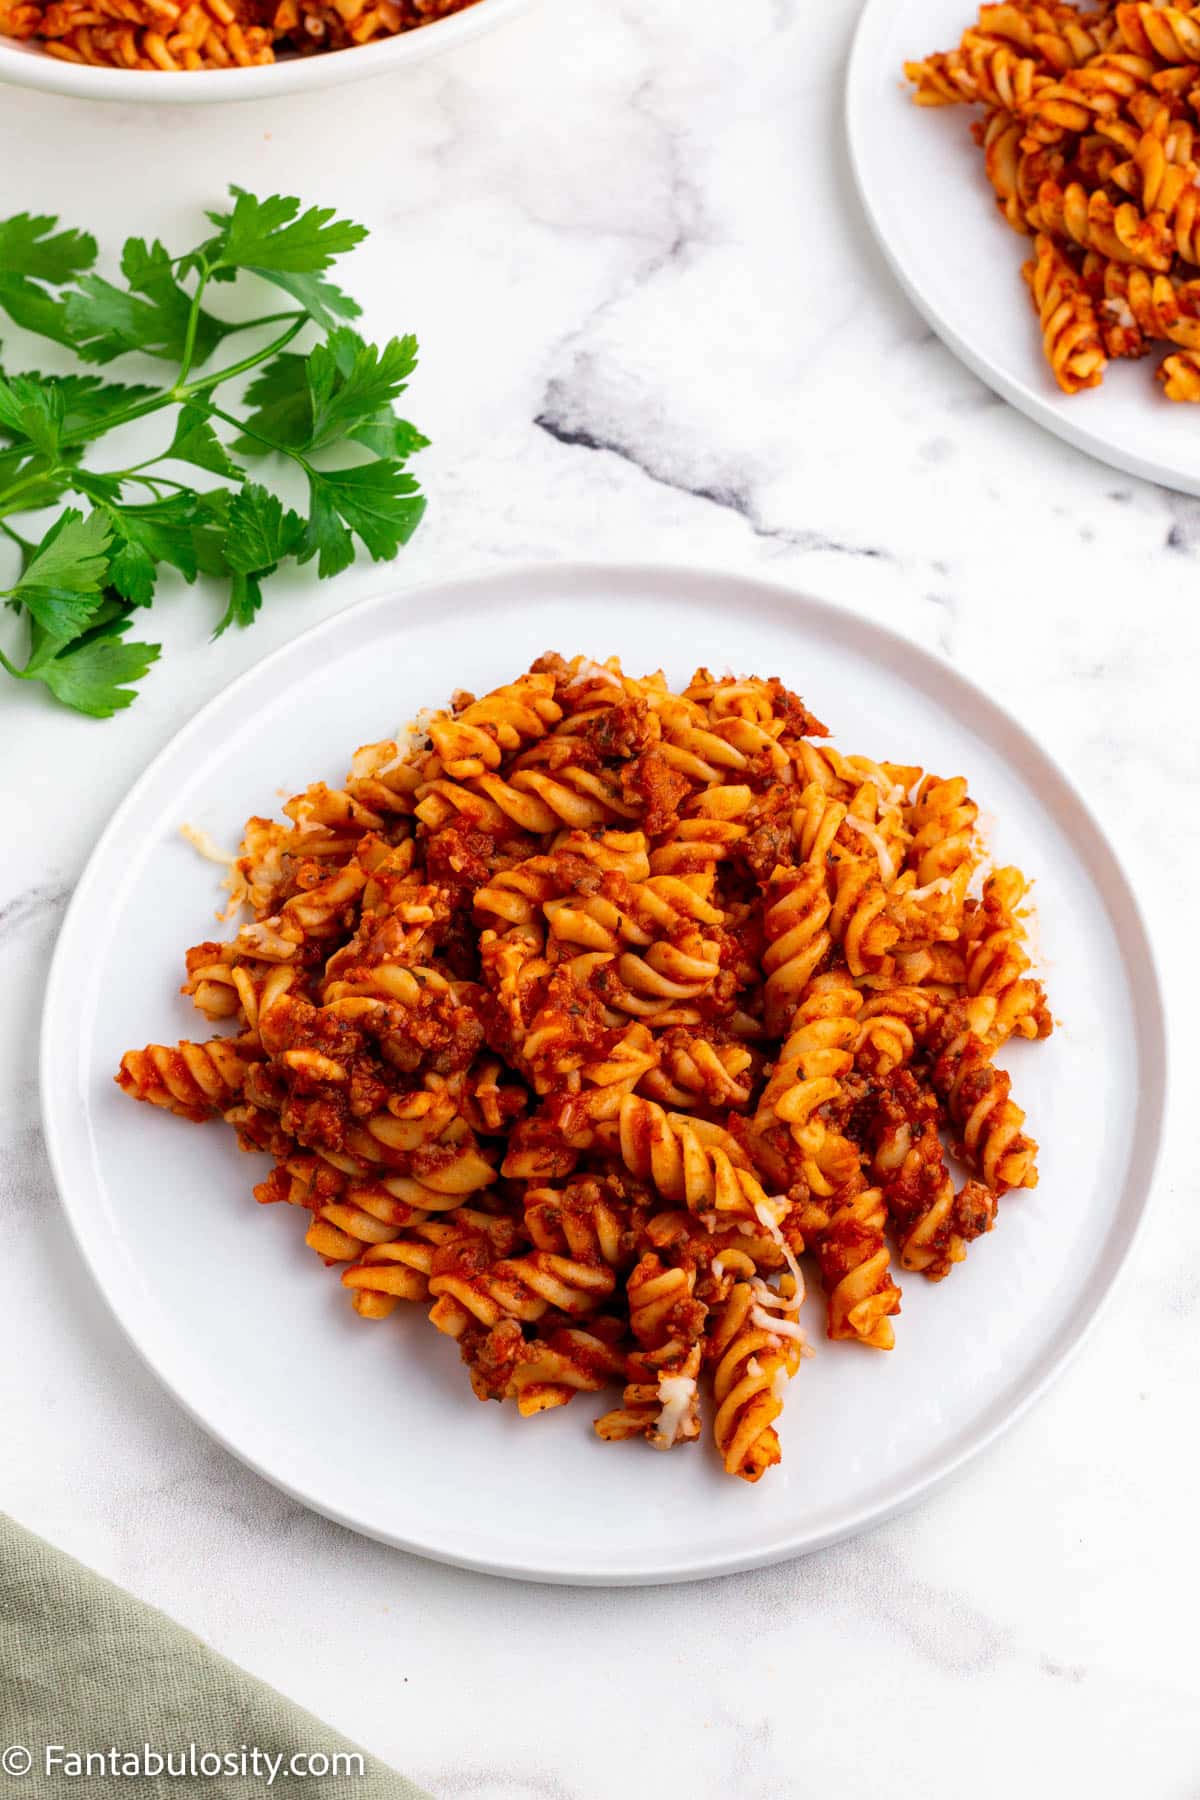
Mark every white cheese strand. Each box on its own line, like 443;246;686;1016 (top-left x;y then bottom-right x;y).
749;1276;813;1353
841;813;896;885
652;1374;698;1449
564;658;622;692
750;1305;812;1348
752;1199;807;1302
907;876;952;903
180;824;235;867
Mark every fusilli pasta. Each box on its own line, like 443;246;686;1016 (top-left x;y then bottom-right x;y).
906;0;1200;398
117;653;1053;1483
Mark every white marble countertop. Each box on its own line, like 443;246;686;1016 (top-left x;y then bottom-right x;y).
1;1;1196;1794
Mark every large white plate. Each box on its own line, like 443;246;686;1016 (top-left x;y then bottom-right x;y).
41;563;1165;1584
0;0;536;103
847;0;1200;494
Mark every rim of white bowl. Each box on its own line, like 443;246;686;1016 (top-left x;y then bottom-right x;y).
0;0;537;102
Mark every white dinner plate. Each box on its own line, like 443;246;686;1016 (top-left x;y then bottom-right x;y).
41;563;1165;1585
847;0;1200;493
0;0;536;103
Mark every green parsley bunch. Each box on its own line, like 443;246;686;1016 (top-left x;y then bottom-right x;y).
0;188;428;718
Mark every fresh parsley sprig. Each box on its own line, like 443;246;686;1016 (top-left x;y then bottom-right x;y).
0;189;428;718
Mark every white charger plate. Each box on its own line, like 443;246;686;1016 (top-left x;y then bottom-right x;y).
847;0;1200;493
0;0;536;103
41;563;1165;1584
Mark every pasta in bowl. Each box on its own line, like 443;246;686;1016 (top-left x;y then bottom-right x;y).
115;653;1053;1486
0;0;533;96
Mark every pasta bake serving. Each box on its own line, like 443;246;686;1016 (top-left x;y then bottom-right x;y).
116;655;1052;1484
906;0;1200;399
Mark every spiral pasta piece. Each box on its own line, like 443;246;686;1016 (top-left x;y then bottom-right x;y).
593;1248;710;1448
463;1318;627;1416
1157;346;1200;395
594;1341;704;1450
283;1163;458;1265
854;986;940;1077
762;864;833;1035
427;1241;618;1336
1022;54;1157;143
871;1077;998;1279
708;1280;804;1482
116;1036;257;1121
982;108;1031;232
637;1030;755;1110
1023;234;1109;391
337;1214;501;1318
828;853;900;979
904;38;1052;108
804;1184;898;1348
906;774;979;894
613;1094;778;1226
1029;178;1174;272
1116;1;1200;63
522;1175;643;1268
929;1005;1040;1192
1093;251;1200;351
756;974;862;1128
423;672;563;777
960;868;1054;1046
976;1;1115;70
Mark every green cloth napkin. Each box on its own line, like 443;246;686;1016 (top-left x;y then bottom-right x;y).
0;1514;430;1798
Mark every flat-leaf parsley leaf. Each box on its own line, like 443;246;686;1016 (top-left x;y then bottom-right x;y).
0;187;427;719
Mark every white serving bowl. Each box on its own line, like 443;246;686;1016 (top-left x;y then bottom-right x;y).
0;0;535;100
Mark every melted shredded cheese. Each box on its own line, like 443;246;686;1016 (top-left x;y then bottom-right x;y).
908;876;952;903
653;1373;697;1448
749;1274;812;1351
842;813;896;885
180;824;235;867
752;1199;808;1304
180;824;251;921
389;709;438;758
565;659;621;692
751;1305;810;1345
750;1274;800;1315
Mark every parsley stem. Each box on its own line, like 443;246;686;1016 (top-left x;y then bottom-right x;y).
175;261;212;387
59;393;175;451
128;474;191;494
54;316;310;453
224;310;306;335
110;454;196;484
181;314;308;398
205;402;315;474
